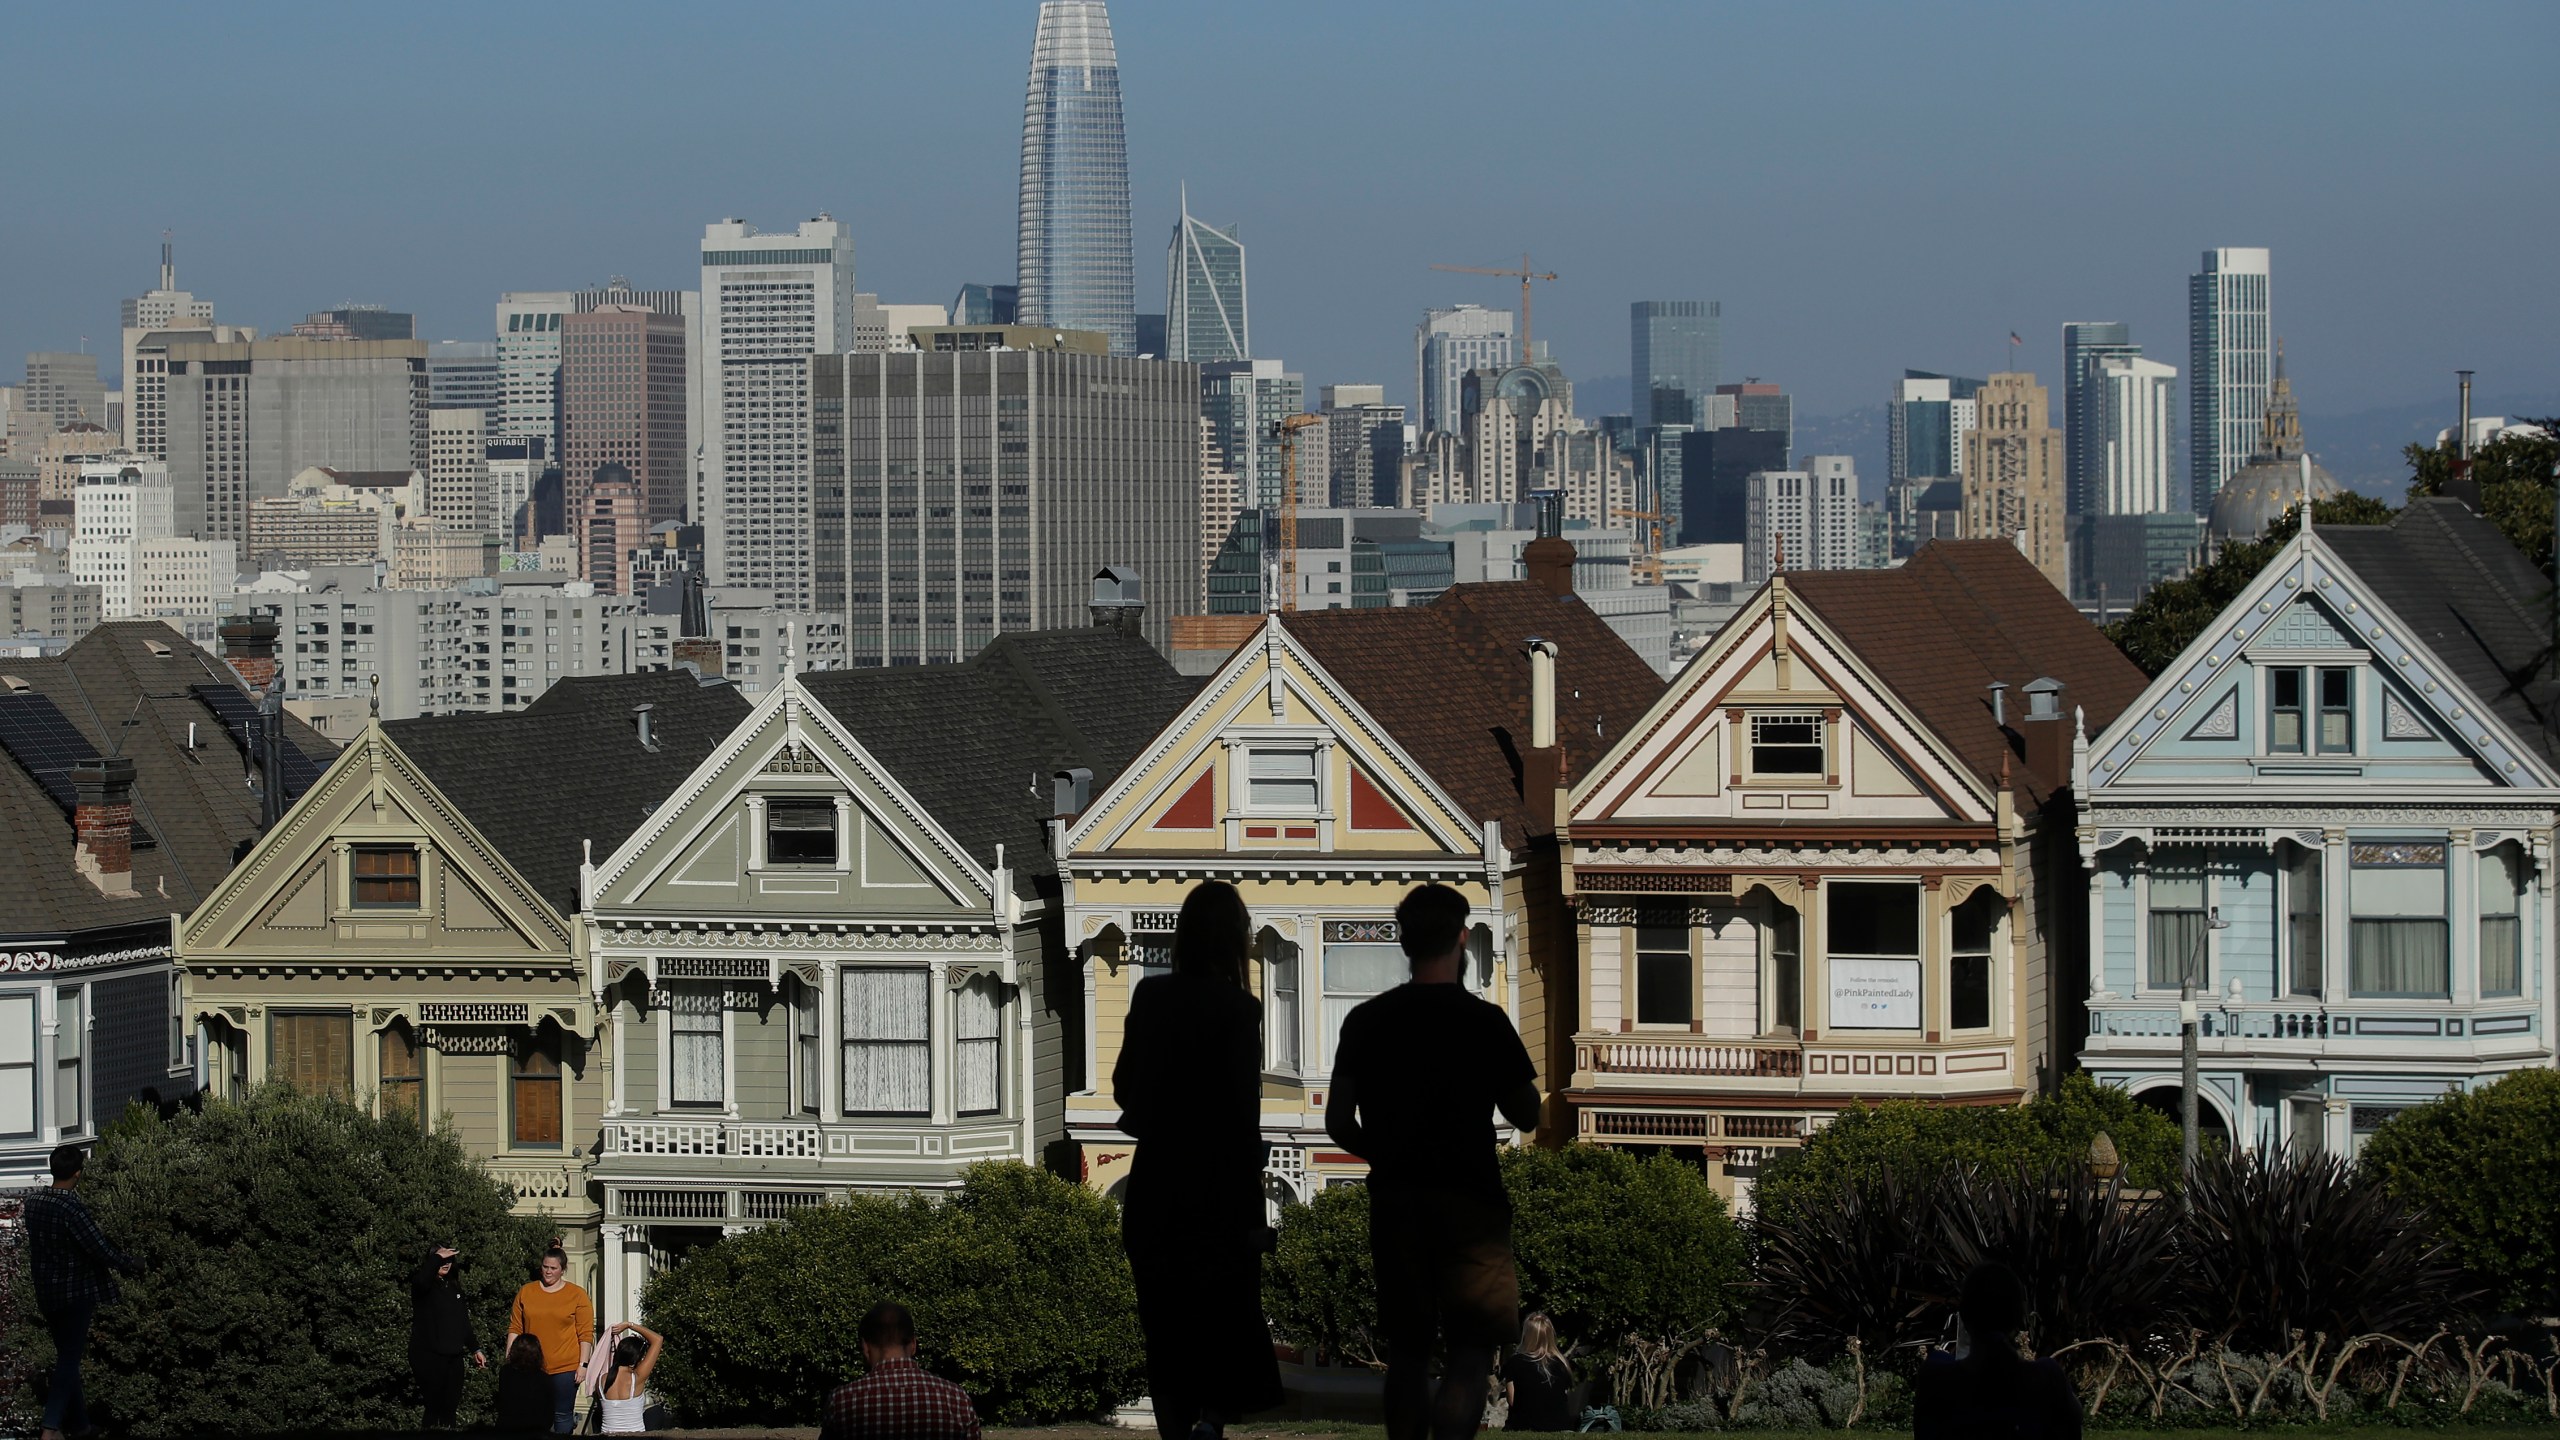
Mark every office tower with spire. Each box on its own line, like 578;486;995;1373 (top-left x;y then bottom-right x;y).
698;217;853;611
1166;188;1248;363
1630;301;1719;428
1017;1;1136;355
1413;304;1514;437
2190;246;2272;513
2061;321;2138;517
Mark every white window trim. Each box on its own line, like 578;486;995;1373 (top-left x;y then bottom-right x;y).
1741;709;1830;785
2138;851;2218;996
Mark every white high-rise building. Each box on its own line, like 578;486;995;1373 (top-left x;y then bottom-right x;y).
119;236;221;447
2189;247;2271;513
699;218;854;611
1414;304;1514;437
1745;455;1859;584
426;409;490;532
2093;355;2179;516
495;291;573;446
70;458;174;616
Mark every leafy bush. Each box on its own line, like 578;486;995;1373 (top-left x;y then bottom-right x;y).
1752;1073;2180;1228
1508;1145;1748;1353
641;1161;1143;1426
2360;1068;2560;1316
2181;1146;2476;1351
1264;1145;1748;1386
5;1086;550;1437
1262;1179;1379;1366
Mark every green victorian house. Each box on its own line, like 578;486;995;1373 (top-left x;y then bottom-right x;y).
583;623;1193;1326
176;670;748;1293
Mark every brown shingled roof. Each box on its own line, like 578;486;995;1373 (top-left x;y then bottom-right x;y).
1281;582;1666;842
1783;541;2147;810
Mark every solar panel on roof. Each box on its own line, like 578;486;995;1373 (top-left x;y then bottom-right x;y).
0;691;99;812
190;684;326;798
0;691;156;847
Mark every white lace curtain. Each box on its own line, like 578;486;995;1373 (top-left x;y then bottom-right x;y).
843;969;930;1115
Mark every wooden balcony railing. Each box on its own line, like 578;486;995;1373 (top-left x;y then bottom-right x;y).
1580;1037;1804;1078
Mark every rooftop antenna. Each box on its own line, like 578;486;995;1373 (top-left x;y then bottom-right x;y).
161;229;175;292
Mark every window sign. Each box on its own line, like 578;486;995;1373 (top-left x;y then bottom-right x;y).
1829;957;1921;1029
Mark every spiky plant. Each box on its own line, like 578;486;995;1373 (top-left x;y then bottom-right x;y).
1750;1167;1941;1360
1930;1162;2188;1354
2180;1146;2479;1352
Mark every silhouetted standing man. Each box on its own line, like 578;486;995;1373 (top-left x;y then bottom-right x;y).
1326;884;1540;1440
24;1143;138;1440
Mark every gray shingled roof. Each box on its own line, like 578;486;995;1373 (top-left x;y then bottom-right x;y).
0;622;335;940
384;671;748;917
801;627;1197;897
2319;498;2560;766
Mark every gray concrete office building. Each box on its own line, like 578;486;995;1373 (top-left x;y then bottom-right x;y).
163;338;429;543
814;347;1199;663
1630;301;1720;428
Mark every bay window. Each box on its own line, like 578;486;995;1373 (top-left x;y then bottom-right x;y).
793;979;822;1114
2148;856;2208;990
380;1021;423;1129
668;986;725;1107
511;1034;562;1148
1634;924;1693;1026
2350;843;2448;997
0;993;35;1137
271;1010;354;1099
2479;844;2523;998
2284;844;2324;998
1264;939;1301;1071
1767;907;1802;1035
1827;882;1921;1030
843;968;929;1115
53;986;81;1132
1950;892;1998;1031
955;978;1003;1116
1321;938;1405;1070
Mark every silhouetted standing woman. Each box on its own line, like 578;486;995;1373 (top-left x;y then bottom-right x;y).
1114;880;1284;1440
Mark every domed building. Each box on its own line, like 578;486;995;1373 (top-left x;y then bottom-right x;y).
2208;346;2341;542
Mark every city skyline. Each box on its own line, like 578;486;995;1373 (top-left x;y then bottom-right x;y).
2;3;2553;424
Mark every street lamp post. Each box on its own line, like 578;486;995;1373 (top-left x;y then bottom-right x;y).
2182;905;2233;1180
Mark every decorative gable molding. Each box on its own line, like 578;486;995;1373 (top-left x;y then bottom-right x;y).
2088;537;2560;791
2183;689;2239;741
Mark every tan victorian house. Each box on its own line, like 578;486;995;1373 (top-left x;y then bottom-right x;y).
1561;542;2145;1210
176;671;746;1292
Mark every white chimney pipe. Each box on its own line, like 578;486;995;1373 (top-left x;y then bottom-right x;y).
1526;639;1558;750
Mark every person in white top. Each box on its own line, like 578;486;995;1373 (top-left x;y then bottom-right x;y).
595;1322;664;1435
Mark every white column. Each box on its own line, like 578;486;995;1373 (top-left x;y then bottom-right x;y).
599;1223;627;1327
820;962;841;1122
2449;831;2476;1004
2085;864;2108;1001
929;961;952;1126
2323;830;2349;1001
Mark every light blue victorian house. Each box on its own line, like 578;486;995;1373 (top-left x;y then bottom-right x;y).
2075;497;2557;1154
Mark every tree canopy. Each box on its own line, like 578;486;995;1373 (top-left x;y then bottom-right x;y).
2403;419;2560;574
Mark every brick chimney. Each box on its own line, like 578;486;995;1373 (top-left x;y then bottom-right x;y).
1522;489;1576;598
219;612;281;692
72;755;139;897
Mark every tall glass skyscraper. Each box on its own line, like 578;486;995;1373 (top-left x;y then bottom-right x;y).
2190;247;2271;514
1629;300;1720;428
1167;185;1248;363
1017;1;1136;356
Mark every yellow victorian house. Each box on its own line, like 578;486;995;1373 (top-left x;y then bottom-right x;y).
176;670;747;1292
1060;567;1665;1201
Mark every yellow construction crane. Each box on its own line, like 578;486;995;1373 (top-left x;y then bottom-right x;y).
1272;413;1327;612
1430;254;1559;351
1612;506;1667;584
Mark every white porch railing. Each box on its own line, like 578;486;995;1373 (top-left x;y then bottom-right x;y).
1580;1037;1805;1078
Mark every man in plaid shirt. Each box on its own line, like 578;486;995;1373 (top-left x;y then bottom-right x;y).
818;1301;982;1440
24;1144;138;1440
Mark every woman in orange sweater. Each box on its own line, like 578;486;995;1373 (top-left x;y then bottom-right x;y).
504;1247;594;1435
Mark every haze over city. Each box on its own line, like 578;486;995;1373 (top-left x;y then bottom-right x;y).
5;0;2553;430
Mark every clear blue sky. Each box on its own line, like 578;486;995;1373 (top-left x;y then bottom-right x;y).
4;1;2553;421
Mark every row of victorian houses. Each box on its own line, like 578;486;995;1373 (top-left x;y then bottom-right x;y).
3;495;2550;1323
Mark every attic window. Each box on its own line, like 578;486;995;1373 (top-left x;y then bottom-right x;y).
352;846;421;909
1748;713;1826;776
765;798;838;866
